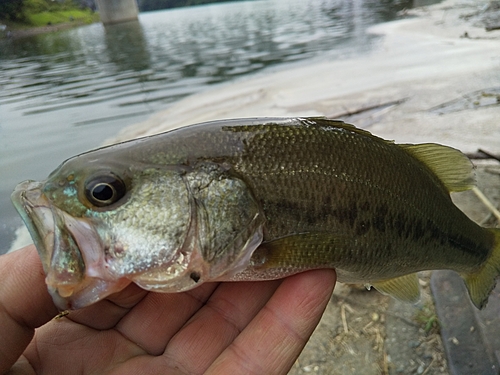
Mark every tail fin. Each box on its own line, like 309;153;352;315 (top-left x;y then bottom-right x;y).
463;228;500;309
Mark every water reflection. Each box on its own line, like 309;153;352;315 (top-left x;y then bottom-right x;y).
0;29;82;58
103;21;151;73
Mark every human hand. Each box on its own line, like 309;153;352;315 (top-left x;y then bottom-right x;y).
1;245;336;375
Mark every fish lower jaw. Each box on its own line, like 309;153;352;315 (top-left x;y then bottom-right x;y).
48;276;132;310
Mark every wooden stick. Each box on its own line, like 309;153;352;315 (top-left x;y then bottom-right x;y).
478;149;500;163
472;186;500;223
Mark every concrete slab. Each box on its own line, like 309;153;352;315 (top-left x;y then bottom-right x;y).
432;162;500;375
109;0;500;155
431;270;498;375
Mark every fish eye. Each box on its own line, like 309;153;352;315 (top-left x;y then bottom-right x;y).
84;175;126;207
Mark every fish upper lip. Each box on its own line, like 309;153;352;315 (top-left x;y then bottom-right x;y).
11;180;55;274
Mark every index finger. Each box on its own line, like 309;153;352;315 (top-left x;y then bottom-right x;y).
206;268;336;375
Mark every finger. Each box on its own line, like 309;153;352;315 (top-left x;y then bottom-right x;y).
163;279;281;374
0;245;59;374
21;284;150;372
114;281;219;355
206;269;336;375
23;312;147;374
66;283;148;330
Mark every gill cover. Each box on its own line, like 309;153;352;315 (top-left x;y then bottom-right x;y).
131;162;265;292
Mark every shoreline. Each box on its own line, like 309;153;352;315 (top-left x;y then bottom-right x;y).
1;20;97;39
111;0;500;154
1;11;99;39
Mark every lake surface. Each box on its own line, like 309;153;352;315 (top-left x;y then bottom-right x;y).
0;0;434;253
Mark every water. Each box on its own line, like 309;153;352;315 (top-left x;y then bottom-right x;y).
0;0;429;253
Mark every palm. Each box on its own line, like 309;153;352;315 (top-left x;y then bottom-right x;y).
3;247;335;375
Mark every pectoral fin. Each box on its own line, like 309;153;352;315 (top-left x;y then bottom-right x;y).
252;232;353;269
219;232;343;282
370;273;421;303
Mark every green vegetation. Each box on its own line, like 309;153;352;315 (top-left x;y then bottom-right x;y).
0;0;25;21
25;9;98;27
0;0;98;28
415;303;440;334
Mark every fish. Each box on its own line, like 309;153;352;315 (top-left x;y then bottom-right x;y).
11;117;500;310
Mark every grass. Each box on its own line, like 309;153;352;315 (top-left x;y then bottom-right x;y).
25;9;99;27
415;302;440;334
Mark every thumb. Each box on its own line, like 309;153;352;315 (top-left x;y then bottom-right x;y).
0;245;58;373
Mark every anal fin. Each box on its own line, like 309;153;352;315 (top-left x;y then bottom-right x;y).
371;273;421;304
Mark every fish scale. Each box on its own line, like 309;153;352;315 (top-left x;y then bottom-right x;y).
231;123;491;266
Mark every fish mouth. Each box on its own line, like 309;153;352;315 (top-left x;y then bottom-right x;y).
11;181;130;310
11;181;55;272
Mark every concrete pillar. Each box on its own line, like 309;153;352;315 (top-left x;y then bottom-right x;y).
96;0;139;25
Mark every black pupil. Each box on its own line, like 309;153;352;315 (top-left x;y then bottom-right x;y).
92;183;114;201
85;174;126;207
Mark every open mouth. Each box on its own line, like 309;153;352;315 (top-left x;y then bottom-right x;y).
11;180;131;310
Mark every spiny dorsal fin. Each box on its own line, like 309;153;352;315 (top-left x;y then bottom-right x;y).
399;143;476;192
305;118;394;144
370;273;421;304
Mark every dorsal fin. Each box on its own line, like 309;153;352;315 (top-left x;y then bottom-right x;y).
304;118;394;143
399;143;476;192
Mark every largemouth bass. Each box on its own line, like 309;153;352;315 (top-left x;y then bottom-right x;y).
11;117;500;310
